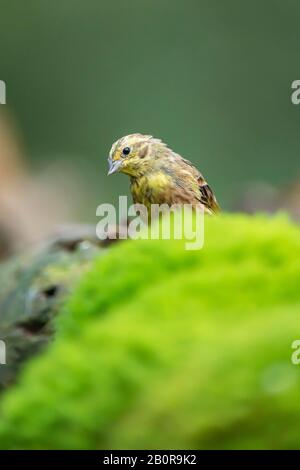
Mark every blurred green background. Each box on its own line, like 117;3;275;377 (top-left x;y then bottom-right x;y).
0;2;300;449
0;0;299;221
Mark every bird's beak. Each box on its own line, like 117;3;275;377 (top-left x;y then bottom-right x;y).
107;158;122;176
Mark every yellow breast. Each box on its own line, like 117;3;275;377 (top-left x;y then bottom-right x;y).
130;172;173;207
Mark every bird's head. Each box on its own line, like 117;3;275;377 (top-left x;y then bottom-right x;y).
108;134;168;177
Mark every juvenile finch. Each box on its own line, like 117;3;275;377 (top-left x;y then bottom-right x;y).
108;134;220;214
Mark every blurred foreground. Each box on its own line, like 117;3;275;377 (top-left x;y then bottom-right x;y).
0;214;299;449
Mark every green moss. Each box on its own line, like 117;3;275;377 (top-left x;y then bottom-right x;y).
0;213;300;449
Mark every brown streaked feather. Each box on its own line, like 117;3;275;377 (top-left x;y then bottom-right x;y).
166;154;220;213
198;182;220;213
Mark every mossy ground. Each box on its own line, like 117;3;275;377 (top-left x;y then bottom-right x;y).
0;214;299;449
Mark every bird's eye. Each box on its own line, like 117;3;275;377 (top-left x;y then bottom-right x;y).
122;147;131;156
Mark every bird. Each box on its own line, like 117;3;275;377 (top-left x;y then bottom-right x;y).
108;134;220;215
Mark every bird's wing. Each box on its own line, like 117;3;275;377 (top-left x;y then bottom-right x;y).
198;181;220;213
174;155;220;213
